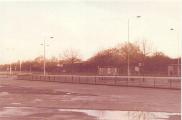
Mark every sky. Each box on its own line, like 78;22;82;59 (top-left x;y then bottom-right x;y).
0;0;181;64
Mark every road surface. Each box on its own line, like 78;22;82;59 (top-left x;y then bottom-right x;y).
0;75;180;120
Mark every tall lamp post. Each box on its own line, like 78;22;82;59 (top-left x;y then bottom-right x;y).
19;59;22;74
41;36;54;76
7;48;14;75
127;16;141;77
170;28;180;76
9;62;12;75
127;18;130;76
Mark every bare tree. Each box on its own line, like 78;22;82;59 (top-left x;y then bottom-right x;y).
140;39;153;57
138;39;153;75
62;48;82;64
61;48;82;74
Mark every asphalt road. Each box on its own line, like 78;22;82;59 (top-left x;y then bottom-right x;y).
0;75;180;120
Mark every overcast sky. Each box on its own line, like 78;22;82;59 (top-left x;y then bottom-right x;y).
0;0;181;64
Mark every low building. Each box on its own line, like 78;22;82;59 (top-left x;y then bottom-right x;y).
98;67;119;75
168;64;181;76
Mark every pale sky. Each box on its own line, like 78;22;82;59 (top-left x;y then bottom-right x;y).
0;0;181;64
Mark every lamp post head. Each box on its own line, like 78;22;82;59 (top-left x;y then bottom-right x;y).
50;37;54;39
137;16;141;18
170;28;174;31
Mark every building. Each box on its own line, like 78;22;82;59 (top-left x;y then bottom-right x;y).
98;67;119;75
168;64;181;76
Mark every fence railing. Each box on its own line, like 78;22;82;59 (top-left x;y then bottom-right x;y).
17;75;181;89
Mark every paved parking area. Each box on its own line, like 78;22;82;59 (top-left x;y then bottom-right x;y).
0;76;181;120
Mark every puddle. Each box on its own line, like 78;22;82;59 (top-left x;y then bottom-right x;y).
0;107;32;117
11;103;21;105
59;109;180;120
0;107;180;120
66;92;71;95
0;92;9;96
33;98;42;102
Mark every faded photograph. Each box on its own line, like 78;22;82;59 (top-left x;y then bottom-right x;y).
0;0;181;120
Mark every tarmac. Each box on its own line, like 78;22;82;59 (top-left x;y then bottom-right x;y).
0;75;180;120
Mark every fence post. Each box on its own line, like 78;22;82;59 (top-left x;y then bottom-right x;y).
127;77;129;86
64;76;66;83
78;76;80;83
94;76;95;84
170;79;172;88
72;75;73;83
140;77;143;86
114;76;117;85
154;78;156;88
96;76;98;84
102;76;104;85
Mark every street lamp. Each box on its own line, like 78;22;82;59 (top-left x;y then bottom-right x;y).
127;16;141;77
170;28;180;76
40;36;54;76
6;48;14;75
19;59;22;74
127;18;130;76
9;62;12;75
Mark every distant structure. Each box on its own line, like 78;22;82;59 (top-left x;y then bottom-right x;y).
168;64;181;76
98;67;118;75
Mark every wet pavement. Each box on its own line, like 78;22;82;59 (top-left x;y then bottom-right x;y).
0;107;180;120
0;107;96;120
0;76;181;120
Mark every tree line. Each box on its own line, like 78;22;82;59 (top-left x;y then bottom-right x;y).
0;41;180;76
